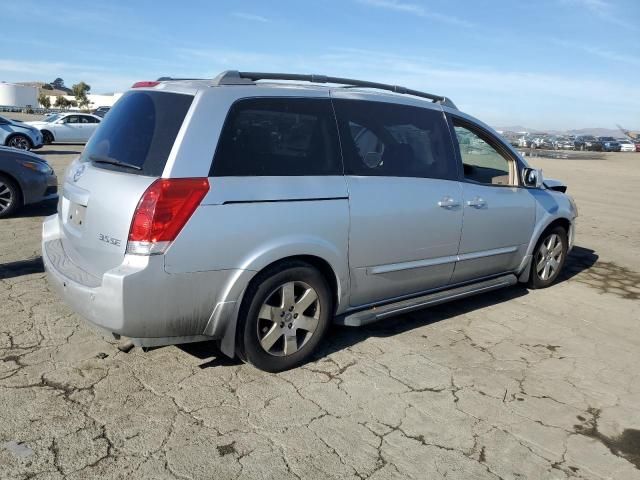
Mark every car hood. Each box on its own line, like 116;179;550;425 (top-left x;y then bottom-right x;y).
24;121;50;127
8;121;40;133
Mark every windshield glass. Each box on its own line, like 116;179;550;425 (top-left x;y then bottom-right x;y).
45;114;62;123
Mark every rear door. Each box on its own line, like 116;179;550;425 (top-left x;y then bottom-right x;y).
59;90;195;278
332;97;463;307
78;115;100;142
449;117;535;283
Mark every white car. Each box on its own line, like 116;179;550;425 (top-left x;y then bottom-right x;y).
26;113;101;145
619;140;636;152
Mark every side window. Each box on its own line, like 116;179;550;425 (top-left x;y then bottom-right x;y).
64;116;79;124
211;98;341;176
80;116;91;124
453;123;513;186
333;99;456;180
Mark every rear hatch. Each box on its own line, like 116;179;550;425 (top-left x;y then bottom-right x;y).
58;89;195;278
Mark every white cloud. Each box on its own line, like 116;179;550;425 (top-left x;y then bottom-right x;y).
553;39;640;66
559;0;637;29
231;12;271;23
355;0;473;27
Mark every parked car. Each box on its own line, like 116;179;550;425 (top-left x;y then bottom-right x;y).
574;135;603;151
92;106;111;118
25;113;101;145
636;142;640;152
0;115;44;151
618;140;635;152
0;146;57;217
599;137;621;152
531;136;554;150
42;71;577;372
553;137;574;150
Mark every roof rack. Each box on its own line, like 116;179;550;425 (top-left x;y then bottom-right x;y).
211;70;457;109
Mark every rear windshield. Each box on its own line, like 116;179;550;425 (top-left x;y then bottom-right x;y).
81;90;193;176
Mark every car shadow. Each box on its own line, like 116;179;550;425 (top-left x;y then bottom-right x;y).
9;200;58;218
558;245;599;281
38;150;82;156
171;245;600;369
0;257;44;280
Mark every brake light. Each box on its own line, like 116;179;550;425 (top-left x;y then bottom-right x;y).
127;178;210;255
132;81;160;88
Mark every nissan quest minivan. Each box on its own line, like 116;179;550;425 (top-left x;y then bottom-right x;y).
42;71;577;372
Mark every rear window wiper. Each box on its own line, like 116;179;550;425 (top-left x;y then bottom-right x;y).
89;154;142;171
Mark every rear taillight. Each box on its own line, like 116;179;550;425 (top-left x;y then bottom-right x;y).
127;178;210;255
132;81;160;88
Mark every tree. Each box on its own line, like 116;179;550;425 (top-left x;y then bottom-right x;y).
54;96;75;110
51;78;65;90
38;93;51;109
71;81;91;110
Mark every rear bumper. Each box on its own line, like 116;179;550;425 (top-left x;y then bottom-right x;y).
42;214;250;346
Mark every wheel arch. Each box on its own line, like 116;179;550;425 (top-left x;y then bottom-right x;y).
213;252;346;360
0;170;24;205
518;215;573;283
4;132;33;149
41;129;55;143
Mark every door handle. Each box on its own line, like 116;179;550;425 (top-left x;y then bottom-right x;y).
437;196;460;209
466;197;487;208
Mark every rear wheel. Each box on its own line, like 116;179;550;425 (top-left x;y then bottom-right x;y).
529;227;568;289
0;175;21;218
7;134;31;151
238;261;332;372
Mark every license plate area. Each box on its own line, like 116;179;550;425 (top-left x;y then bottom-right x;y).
68;203;87;228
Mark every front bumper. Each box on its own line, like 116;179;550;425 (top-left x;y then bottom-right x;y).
42;214;249;346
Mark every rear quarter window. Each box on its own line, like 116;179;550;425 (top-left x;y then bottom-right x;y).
81;90;193;176
211;98;341;176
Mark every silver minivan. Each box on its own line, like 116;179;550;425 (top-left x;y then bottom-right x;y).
43;71;577;372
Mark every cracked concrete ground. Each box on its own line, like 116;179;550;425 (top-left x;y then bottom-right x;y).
1;145;639;480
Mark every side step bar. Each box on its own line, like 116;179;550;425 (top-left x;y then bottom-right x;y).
337;274;518;327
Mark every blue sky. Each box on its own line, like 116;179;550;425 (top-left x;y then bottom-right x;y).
1;0;638;130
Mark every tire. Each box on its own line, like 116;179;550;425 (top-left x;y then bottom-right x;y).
237;261;333;372
528;226;568;289
42;131;54;145
0;174;21;218
6;134;32;151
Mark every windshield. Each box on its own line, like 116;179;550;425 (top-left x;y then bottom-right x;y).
81;90;194;176
45;114;62;123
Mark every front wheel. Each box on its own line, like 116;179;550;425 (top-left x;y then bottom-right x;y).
42;131;54;145
0;174;21;218
238;261;332;372
529;227;568;289
7;134;31;150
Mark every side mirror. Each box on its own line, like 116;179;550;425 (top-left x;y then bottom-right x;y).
522;167;543;188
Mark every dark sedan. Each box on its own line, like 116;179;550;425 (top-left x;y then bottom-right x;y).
599;136;621;152
574;135;603;151
0;147;57;218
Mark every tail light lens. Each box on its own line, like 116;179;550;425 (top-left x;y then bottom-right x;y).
127;178;210;255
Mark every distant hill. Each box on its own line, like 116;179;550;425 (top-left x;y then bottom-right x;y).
496;126;625;137
15;81;69;97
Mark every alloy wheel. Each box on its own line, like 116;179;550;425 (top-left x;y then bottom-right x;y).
256;281;321;357
535;233;563;281
0;180;14;215
8;135;30;150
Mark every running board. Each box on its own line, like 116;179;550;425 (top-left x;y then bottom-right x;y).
337;274;518;327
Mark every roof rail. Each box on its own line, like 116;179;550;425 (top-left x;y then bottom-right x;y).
212;70;457;109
